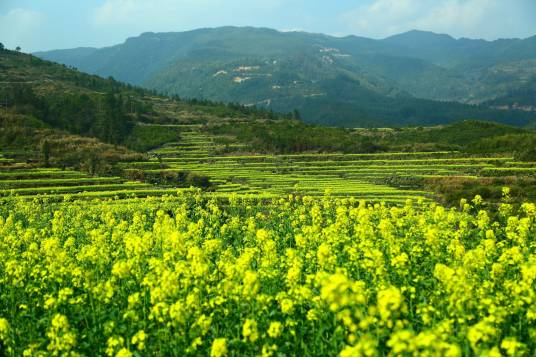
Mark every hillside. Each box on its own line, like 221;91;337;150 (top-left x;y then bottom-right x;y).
35;27;536;127
4;47;536;204
0;49;286;173
485;76;536;112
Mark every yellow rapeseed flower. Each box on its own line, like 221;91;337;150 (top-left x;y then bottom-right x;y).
267;321;283;338
242;319;259;342
210;338;228;357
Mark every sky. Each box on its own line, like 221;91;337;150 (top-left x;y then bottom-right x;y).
1;0;536;52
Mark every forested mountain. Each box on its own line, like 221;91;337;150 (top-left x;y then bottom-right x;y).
35;27;536;127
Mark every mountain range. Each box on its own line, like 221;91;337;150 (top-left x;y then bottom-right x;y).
35;27;536;127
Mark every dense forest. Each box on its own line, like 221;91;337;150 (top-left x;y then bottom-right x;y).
1;84;139;144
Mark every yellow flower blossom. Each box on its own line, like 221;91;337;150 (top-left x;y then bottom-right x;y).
0;317;10;342
131;330;146;351
467;321;497;352
377;286;404;323
46;314;77;355
501;337;526;357
242;319;259;342
210;338;228;357
115;348;133;357
267;321;283;338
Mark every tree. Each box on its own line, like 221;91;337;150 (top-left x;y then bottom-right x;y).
88;154;99;176
156;154;164;169
15;46;21;52
516;148;536;162
0;43;4;51
41;140;50;167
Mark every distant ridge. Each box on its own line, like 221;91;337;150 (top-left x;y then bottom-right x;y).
35;26;536;127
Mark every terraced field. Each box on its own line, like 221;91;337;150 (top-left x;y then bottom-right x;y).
0;153;14;165
131;125;536;202
2;124;536;202
0;164;192;200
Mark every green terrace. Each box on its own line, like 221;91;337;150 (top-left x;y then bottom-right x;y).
138;126;536;201
0;163;183;200
2;125;536;203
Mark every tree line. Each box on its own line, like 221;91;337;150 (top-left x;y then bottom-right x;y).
0;84;148;145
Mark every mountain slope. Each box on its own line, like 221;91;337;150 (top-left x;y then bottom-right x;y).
34;27;536;127
485;76;536;112
0;48;288;169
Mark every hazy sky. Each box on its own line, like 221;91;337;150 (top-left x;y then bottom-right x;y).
1;0;536;52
